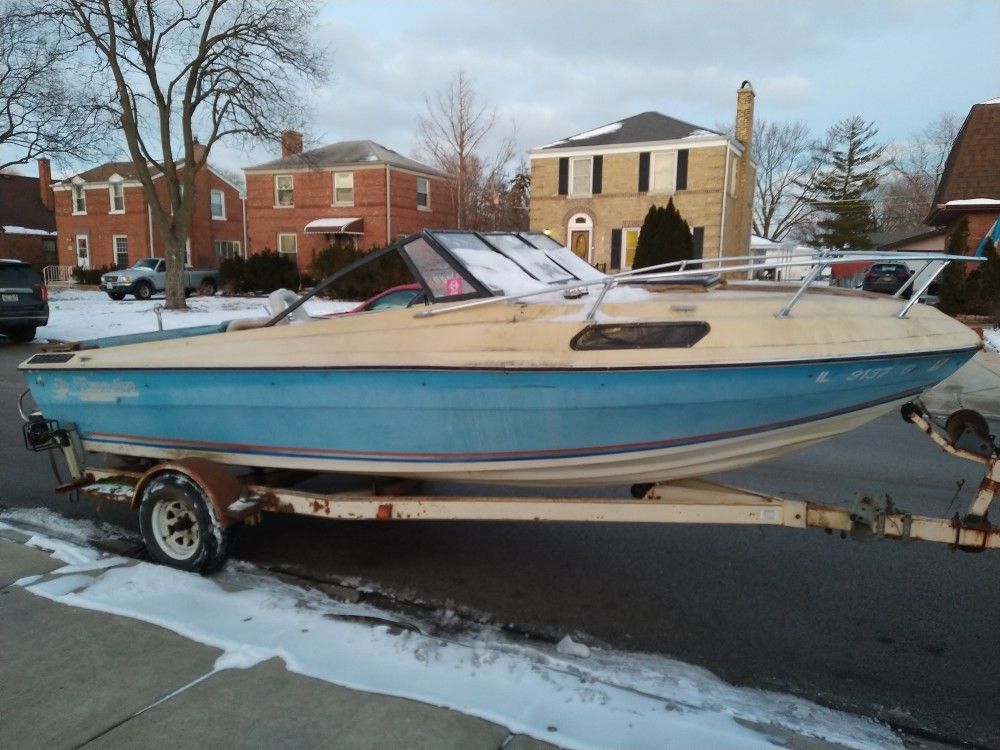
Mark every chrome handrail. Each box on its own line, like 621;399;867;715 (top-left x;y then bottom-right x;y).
413;251;983;321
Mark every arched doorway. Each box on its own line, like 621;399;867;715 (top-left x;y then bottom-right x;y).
567;213;593;262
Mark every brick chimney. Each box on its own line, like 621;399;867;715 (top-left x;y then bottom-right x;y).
729;81;755;258
735;80;755;149
191;139;208;164
281;130;303;157
37;158;54;211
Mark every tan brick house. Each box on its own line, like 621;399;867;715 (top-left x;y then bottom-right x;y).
0;159;57;273
925;97;1000;253
242;133;455;271
529;84;755;271
52;149;245;271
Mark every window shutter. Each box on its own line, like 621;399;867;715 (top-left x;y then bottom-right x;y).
638;152;650;192
692;227;704;259
592;155;603;195
558;158;568;195
610;228;622;269
676;150;689;190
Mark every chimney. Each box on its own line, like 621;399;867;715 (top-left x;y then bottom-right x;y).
37;158;54;211
735;80;755;148
281;130;303;157
191;139;208;165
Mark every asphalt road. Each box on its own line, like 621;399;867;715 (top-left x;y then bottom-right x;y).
2;338;998;747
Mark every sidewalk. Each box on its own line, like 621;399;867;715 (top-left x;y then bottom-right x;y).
921;350;1000;422
0;532;559;750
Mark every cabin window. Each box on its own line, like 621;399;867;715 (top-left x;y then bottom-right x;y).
275;174;294;206
210;189;226;219
113;235;129;267
333;172;354;205
416;177;430;209
571;322;710;350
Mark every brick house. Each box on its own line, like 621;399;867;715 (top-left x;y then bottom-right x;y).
52;147;245;271
0;159;57;273
529;84;755;271
925;97;1000;253
242;133;455;271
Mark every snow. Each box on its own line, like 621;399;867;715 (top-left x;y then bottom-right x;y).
687;129;719;138
568;122;623;142
1;511;903;750
2;225;56;236
942;198;1000;207
979;97;1000;105
984;328;1000;353
40;287;353;343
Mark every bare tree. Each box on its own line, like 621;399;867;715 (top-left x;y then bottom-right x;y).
875;113;960;230
417;71;516;229
45;0;326;308
717;118;822;242
0;1;108;171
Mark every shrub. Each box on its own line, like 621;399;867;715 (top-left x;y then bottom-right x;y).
72;264;116;285
937;218;968;316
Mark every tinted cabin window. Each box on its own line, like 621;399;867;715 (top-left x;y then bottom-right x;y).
571;322;710;350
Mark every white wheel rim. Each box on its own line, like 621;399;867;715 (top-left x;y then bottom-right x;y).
151;498;200;560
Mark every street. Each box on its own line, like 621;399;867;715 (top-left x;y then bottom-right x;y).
2;339;998;747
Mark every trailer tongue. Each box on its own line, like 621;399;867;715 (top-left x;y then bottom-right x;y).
21;400;1000;574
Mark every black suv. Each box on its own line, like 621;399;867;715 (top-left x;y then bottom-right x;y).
861;262;912;296
0;260;48;342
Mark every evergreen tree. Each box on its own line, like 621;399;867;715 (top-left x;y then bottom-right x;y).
937;217;968;316
632;199;694;271
807;116;884;250
965;238;1000;317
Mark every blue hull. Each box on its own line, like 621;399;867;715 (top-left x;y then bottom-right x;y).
24;347;976;484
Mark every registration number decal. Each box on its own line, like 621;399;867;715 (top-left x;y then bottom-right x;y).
1;293;18;302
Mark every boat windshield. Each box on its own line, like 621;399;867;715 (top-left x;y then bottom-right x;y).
479;233;576;284
430;232;552;297
519;232;607;281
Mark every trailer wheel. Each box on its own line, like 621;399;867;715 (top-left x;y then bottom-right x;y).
138;472;231;574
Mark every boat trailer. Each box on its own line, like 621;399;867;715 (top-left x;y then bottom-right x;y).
22;402;1000;573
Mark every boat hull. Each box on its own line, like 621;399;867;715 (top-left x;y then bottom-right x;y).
24;347;976;485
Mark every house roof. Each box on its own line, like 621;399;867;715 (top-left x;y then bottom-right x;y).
532;111;723;152
926;98;1000;225
245;140;444;175
59;161;162;184
870;227;946;249
0;174;55;233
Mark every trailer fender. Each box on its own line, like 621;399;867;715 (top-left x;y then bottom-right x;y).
133;458;244;528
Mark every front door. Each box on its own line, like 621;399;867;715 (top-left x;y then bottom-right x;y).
75;234;90;269
570;230;590;261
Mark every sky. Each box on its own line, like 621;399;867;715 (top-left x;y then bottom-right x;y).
208;0;999;175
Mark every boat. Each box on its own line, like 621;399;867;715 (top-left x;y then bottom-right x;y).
19;230;982;487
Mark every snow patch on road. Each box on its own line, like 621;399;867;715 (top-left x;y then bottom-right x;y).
3;510;903;750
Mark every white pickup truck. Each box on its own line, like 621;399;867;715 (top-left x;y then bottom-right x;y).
100;258;220;300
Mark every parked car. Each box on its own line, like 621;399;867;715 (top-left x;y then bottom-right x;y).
341;283;426;314
861;263;912;296
0;259;48;343
100;258;220;300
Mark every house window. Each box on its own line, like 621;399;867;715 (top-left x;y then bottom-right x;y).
72;185;86;214
210;189;226;219
570;157;592;196
214;240;241;259
624;227;641;268
109;181;125;213
333;172;354;205
417;177;430;209
651;152;677;193
113;235;129;267
277;233;297;264
275;174;294;206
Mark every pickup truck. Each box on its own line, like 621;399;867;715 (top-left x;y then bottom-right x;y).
100;258;220;300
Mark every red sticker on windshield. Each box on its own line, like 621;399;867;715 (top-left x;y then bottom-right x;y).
445;277;463;295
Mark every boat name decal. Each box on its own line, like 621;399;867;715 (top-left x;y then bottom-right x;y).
52;376;140;403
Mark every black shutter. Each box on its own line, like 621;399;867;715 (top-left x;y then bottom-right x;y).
592;155;602;194
676;149;689;190
610;228;622;269
692;227;704;259
558;158;568;195
638;152;650;192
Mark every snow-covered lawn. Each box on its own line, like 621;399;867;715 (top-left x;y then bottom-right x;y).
1;510;903;750
40;286;354;343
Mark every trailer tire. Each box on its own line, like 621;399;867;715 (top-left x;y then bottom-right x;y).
138;471;231;574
